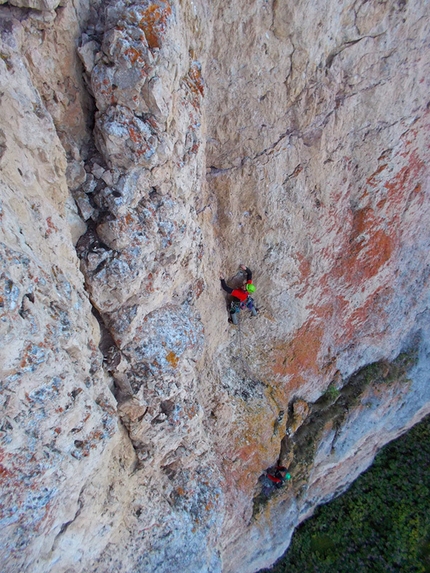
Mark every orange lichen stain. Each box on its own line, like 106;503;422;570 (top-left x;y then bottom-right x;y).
145;116;158;131
332;146;428;290
0;462;12;480
184;404;197;420
190;142;199;154
20;342;46;370
376;196;387;210
366;163;388;188
91;430;104;441
221;401;282;493
231;455;262;492
138;2;172;49
349;206;371;239
412;182;422;195
123;212;134;226
235;439;261;464
128;126;141;144
335;286;393;343
124;46;143;65
332;206;394;286
166;350;178;368
384;150;426;205
297;253;311;284
45;216;58;237
185;62;204;97
193;278;205;298
273;319;324;383
400;127;419;154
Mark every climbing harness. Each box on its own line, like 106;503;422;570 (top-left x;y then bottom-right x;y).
230;297;257;320
240;296;257;314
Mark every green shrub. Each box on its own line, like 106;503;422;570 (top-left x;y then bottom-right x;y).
323;382;340;402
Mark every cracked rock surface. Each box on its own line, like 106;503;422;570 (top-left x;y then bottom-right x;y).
1;0;430;572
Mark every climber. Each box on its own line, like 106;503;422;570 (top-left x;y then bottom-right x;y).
259;465;291;497
266;466;290;488
220;265;258;324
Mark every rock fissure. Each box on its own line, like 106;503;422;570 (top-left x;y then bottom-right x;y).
1;0;430;572
51;484;86;551
326;34;387;70
253;340;421;516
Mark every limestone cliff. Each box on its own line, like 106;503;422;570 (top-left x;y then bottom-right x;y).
0;0;429;572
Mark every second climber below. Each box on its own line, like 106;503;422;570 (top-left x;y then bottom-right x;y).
220;265;258;324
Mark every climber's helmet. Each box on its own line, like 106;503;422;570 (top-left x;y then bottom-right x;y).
246;283;256;293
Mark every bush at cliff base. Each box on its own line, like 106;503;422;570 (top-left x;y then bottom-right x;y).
261;413;430;573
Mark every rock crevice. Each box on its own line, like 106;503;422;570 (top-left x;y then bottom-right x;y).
1;0;430;572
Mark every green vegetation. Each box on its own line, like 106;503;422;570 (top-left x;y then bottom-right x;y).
282;348;418;494
253;345;420;519
322;382;340;402
260;413;430;573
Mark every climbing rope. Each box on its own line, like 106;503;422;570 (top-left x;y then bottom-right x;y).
235;311;264;387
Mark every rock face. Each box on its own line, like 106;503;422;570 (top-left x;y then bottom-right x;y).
0;0;429;572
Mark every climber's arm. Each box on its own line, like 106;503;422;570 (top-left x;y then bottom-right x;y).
220;278;233;294
241;266;252;282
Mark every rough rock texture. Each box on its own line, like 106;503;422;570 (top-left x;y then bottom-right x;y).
0;0;430;572
0;9;119;572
